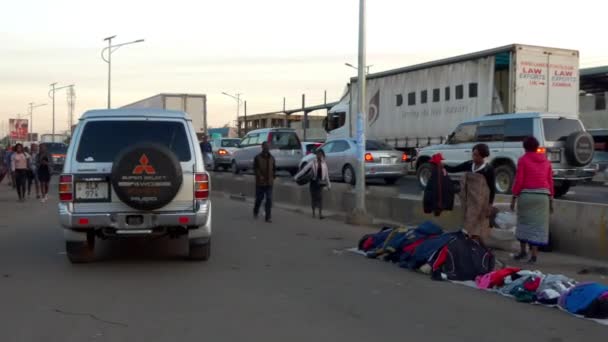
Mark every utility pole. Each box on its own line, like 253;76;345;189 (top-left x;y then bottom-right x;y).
221;92;243;137
348;0;372;225
102;35;145;109
28;102;47;139
302;94;307;141
66;85;75;133
244;101;247;135
49;83;74;143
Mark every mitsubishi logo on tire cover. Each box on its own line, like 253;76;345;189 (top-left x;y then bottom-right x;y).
133;154;156;175
112;144;183;211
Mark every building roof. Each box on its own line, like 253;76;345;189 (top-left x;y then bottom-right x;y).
580;66;608;94
81;108;191;120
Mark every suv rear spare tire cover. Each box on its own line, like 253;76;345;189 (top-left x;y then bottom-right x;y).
111;143;183;210
565;131;594;167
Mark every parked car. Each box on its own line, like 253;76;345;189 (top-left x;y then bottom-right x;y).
299;139;408;185
302;141;323;156
40;142;68;174
231;128;302;176
416;113;596;198
59;109;212;263
209;138;241;171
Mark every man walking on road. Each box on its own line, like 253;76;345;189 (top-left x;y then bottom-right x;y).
253;141;276;223
200;135;213;169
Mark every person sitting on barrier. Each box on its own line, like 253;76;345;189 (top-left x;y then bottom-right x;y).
294;149;331;219
510;136;554;264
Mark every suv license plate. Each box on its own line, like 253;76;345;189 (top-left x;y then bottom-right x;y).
75;182;109;200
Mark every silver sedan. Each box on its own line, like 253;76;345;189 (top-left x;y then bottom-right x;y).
298;139;408;185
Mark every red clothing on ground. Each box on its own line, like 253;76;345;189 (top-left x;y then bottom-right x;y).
512;152;554;197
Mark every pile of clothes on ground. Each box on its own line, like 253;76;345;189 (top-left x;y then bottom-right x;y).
357;222;608;324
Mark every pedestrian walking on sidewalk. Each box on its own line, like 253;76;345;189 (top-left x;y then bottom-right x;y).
4;146;15;188
443;143;495;243
29;143;41;198
37;144;52;202
11;143;31;202
253;141;276;223
294;149;331;219
510;136;554;264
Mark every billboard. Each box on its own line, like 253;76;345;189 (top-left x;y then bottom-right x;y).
9;119;29;140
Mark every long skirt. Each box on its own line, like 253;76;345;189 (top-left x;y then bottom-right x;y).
309;180;323;209
516;192;550;246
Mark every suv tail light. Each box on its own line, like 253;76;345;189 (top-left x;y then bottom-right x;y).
59;174;73;202
194;172;210;199
401;153;408;162
364;153;374;163
536;147;547;154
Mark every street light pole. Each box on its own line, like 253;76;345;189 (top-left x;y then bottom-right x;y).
222;92;243;137
49;83;74;143
102;35;145;109
344;62;372;75
28;102;47;139
348;0;372;225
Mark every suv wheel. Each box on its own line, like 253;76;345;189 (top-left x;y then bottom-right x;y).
188;239;211;261
66;232;95;264
416;162;432;189
494;165;515;194
554;181;571;198
231;160;240;175
343;164;356;185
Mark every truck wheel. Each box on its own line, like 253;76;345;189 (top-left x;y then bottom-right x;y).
416;163;433;189
231;161;240;175
66;233;95;264
494;165;515;194
189;239;211;261
343;165;356;185
554;182;571;198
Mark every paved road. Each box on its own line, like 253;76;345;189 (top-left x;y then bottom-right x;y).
0;188;606;341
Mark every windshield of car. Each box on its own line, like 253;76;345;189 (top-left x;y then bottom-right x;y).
543;118;583;142
76;120;192;162
221;139;241;148
42;143;68;154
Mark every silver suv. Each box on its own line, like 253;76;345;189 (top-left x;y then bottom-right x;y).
231;128;302;176
59;109;212;263
416;113;595;198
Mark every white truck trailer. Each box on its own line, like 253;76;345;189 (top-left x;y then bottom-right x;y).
121;93;208;139
325;44;580;154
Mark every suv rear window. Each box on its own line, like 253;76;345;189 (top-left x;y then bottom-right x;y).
543;118;583;142
76;121;192;162
269;131;300;150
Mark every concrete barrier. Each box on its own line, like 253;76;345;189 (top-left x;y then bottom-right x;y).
211;173;608;261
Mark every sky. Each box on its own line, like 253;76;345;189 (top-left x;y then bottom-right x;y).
1;0;607;136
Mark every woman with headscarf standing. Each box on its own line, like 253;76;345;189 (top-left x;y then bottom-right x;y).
510;136;554;264
11;144;31;202
443;143;495;243
294;149;331;219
